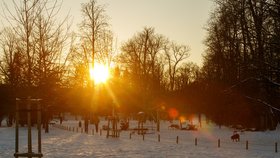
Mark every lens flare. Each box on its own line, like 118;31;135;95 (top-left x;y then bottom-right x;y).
168;108;179;119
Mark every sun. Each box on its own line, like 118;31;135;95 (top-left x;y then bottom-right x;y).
89;63;110;84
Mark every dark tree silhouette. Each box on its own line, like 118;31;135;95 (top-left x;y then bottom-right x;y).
201;0;280;129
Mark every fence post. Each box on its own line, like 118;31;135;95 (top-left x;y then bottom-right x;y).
246;140;248;150
130;133;131;139
275;142;278;153
27;101;32;155
195;138;197;146
15;99;19;157
218;139;220;148
176;136;179;144
37;103;42;155
158;134;160;142
143;134;145;141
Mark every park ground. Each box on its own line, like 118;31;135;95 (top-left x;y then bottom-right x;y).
1;117;280;158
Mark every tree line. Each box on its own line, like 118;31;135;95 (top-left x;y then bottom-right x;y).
0;0;199;126
201;0;280;130
0;0;279;130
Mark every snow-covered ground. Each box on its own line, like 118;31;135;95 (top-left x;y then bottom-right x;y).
1;119;280;158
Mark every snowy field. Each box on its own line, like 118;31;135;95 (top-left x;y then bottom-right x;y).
1;119;280;158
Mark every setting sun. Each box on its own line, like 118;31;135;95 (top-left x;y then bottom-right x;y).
89;63;110;84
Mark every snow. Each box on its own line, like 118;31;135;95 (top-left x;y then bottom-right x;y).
1;119;280;158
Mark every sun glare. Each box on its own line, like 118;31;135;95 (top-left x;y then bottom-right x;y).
89;63;110;84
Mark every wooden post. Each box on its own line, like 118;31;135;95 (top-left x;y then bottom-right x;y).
218;139;220;148
195;138;197;146
27;100;32;158
84;115;88;134
143;134;145;141
37;102;42;157
158;134;160;142
113;118;116;137
157;110;160;132
176;136;179;144
275;142;278;153
14;98;43;158
114;118;118;137
45;108;49;133
130;133;131;139
107;119;110;138
15;99;19;158
246;140;248;150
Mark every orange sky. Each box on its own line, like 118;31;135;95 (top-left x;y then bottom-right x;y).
1;0;214;66
68;0;214;66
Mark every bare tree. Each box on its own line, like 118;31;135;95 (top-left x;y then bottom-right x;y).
201;0;280;130
164;42;190;91
96;30;116;65
120;27;167;110
80;0;109;70
78;0;111;133
120;28;165;89
1;0;71;131
2;0;70;93
174;62;199;90
33;0;70;95
3;0;42;88
204;0;280;83
0;27;23;89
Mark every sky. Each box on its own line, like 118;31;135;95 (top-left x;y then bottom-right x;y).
65;0;214;66
1;0;214;66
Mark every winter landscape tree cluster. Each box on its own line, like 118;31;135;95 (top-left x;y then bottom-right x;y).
0;0;279;130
